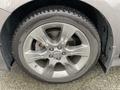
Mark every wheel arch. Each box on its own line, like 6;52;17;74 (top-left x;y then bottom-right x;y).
0;0;113;70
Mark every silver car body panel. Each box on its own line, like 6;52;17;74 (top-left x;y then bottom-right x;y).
0;0;120;71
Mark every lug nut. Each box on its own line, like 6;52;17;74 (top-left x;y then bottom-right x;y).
49;48;54;51
49;54;53;58
57;46;62;50
62;52;66;55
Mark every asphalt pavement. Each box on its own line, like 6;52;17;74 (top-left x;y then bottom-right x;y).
0;63;120;90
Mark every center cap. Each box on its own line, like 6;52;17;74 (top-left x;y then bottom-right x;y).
53;51;62;59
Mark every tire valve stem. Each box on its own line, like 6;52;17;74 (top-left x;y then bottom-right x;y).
35;65;38;68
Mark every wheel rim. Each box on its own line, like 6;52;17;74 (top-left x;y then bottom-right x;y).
23;22;90;81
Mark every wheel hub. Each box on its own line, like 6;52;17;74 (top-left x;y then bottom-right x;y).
52;51;62;60
49;46;64;60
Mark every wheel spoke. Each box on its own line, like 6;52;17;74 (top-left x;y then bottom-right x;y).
62;57;78;75
60;24;77;44
24;50;48;63
23;36;33;52
30;26;49;46
42;60;56;78
66;44;90;57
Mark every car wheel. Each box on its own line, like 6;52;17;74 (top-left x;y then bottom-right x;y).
12;6;101;83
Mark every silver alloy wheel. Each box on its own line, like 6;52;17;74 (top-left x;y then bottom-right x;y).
23;22;90;81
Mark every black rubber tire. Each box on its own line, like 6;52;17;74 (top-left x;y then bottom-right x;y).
12;6;101;83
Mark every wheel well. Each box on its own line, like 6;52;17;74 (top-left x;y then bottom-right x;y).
1;0;113;67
